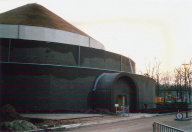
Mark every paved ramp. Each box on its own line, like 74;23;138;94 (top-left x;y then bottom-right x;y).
21;113;102;120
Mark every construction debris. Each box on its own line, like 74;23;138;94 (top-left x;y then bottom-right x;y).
0;120;37;131
1;104;23;122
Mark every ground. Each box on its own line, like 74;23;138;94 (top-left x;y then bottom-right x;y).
65;112;192;132
26;115;119;128
22;112;192;131
1;105;191;131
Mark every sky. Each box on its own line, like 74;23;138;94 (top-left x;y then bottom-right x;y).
0;0;192;74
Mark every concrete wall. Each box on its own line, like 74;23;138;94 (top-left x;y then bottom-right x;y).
0;63;111;112
1;63;155;113
91;72;156;112
80;47;121;71
133;75;156;109
0;24;105;50
89;38;105;50
0;38;135;73
0;38;9;62
9;39;79;66
0;25;19;38
0;38;155;113
122;56;135;73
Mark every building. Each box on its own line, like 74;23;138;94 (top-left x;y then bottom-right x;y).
0;3;156;113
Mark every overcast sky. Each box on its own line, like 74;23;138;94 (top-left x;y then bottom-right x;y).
1;0;192;73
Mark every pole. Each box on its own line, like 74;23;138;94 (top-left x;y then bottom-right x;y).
185;67;186;91
184;66;188;118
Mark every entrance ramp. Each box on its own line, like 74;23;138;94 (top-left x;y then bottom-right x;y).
21;114;102;120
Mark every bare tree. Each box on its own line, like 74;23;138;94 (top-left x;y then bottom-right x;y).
160;71;175;91
144;57;162;81
143;57;162;96
174;67;183;99
186;59;192;102
173;59;192;102
143;57;192;102
187;59;192;89
174;67;183;86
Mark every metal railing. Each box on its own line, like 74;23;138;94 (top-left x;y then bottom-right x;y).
153;122;185;132
120;105;129;115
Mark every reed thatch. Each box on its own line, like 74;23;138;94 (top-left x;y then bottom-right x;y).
0;3;89;37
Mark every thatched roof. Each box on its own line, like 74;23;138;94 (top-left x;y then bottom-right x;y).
0;3;89;37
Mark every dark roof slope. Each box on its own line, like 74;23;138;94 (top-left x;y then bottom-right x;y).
0;3;89;37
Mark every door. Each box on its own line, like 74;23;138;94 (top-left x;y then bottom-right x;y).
116;95;125;111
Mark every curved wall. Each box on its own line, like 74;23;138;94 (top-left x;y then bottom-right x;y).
1;63;155;112
0;25;156;113
0;24;105;50
1;63;108;112
113;76;137;112
0;38;135;73
91;73;138;112
89;72;155;112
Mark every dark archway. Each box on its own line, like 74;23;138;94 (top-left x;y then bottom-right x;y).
90;72;138;113
112;76;137;112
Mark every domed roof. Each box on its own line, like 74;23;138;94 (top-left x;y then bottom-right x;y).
0;3;89;37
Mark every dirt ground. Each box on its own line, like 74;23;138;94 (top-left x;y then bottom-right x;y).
26;115;120;128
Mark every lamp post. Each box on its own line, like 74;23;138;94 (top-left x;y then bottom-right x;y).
182;63;189;118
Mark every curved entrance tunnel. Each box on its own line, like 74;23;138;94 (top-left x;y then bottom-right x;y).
113;76;137;112
90;73;138;113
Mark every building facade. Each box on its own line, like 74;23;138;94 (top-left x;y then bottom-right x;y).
0;3;156;113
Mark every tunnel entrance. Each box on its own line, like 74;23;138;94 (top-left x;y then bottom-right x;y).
116;95;126;111
113;76;137;112
91;73;138;113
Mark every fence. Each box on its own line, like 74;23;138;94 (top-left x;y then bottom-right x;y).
121;105;129;115
153;122;185;132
